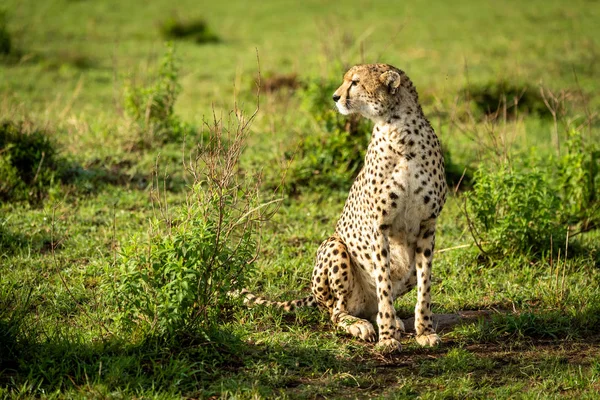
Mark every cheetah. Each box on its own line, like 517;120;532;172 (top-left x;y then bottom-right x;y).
244;64;447;353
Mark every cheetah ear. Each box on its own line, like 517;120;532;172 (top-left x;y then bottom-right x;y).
379;70;401;94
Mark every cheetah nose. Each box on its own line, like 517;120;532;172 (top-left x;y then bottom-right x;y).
332;94;341;102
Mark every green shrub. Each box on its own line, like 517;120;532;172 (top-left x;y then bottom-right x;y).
273;78;467;195
556;130;600;230
0;121;64;203
278;79;372;194
466;165;566;257
160;16;220;44
124;43;194;148
110;186;257;338
107;103;268;341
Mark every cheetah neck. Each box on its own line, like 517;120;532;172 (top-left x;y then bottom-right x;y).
372;103;428;141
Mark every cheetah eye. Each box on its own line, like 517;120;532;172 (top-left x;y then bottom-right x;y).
351;80;358;87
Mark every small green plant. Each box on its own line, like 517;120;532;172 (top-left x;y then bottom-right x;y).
108;99;270;340
556;130;600;230
124;43;193;149
465;165;566;258
160;16;220;44
111;186;257;338
273;78;467;194
277;79;372;194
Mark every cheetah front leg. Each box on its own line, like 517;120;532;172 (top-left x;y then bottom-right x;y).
373;226;402;353
414;221;441;347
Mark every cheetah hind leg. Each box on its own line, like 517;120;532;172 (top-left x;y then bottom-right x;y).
312;236;377;343
336;312;377;342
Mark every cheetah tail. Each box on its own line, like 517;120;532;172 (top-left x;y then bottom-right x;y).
240;289;317;312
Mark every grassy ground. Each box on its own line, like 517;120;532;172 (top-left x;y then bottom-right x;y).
1;0;600;398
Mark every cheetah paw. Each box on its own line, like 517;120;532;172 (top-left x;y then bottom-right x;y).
375;338;402;353
415;333;441;347
344;320;377;342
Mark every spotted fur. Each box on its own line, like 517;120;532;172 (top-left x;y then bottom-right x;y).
245;64;447;353
241;289;317;311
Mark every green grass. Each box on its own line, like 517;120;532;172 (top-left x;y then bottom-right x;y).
2;0;600;398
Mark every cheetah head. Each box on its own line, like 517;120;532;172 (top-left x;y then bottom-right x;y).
332;64;406;121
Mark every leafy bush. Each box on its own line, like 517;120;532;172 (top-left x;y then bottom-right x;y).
0;121;66;203
556;130;600;230
124;43;194;149
110;186;257;338
465;166;566;257
160;16;220;44
278;79;372;194
464;129;600;259
272;78;467;195
108;102;269;341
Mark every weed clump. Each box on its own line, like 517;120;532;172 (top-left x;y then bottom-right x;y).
124;44;195;149
466;166;566;258
273;78;467;195
111;186;257;338
0;121;67;204
276;79;372;194
556;130;600;231
465;129;599;259
160;16;220;44
108;98;270;341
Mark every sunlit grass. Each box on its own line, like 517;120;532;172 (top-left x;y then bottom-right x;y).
1;0;600;397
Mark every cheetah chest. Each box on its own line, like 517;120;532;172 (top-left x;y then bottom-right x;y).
336;123;443;292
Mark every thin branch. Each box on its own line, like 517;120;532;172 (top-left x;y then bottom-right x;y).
461;198;489;257
435;243;474;254
453;168;468;195
31;151;45;185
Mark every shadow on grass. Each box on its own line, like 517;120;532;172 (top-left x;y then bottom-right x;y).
0;221;63;257
2;292;599;397
65;159;153;193
419;305;600;347
0;321;343;398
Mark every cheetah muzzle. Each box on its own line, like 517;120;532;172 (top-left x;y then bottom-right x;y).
244;64;447;353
